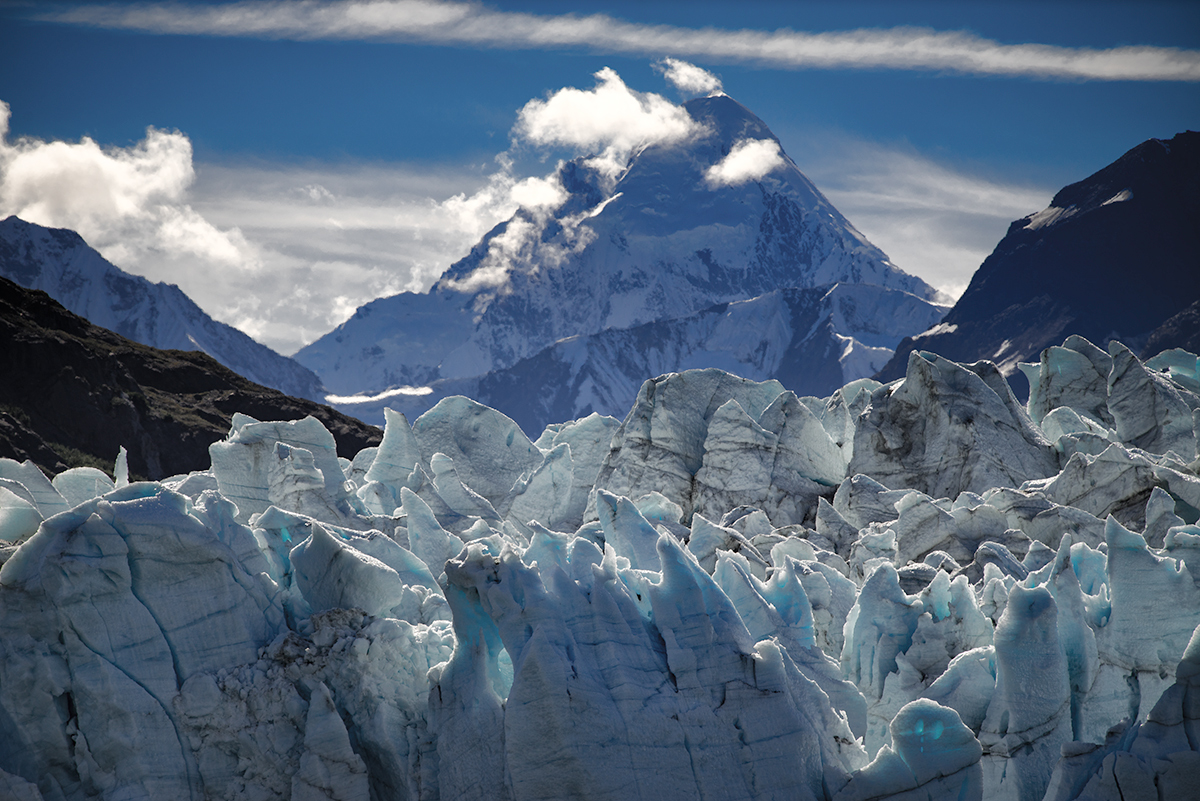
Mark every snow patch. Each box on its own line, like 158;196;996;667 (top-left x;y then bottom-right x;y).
1024;204;1076;230
834;332;895;383
326;386;433;404
917;322;958;338
1101;188;1132;206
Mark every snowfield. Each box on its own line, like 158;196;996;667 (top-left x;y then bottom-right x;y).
1;336;1199;801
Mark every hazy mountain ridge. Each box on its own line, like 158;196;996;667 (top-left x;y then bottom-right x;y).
341;282;946;435
0;215;327;400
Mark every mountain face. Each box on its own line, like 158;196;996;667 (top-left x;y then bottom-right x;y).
876;130;1200;390
0;276;379;479
297;95;942;416
0;216;326;401
339;282;946;435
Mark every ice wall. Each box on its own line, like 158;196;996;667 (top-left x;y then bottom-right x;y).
1;337;1199;800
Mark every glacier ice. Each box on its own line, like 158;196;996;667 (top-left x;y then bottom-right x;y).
834;699;983;801
1;336;1199;800
1107;341;1200;458
850;351;1058;499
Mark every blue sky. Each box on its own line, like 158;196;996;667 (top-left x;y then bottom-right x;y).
1;0;1197;355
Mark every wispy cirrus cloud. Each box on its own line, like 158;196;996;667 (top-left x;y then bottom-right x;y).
798;137;1055;299
39;0;1200;82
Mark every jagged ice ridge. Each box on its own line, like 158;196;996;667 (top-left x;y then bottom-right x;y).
2;337;1200;800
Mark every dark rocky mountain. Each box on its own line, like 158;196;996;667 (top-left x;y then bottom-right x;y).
0;276;380;479
1143;298;1200;357
876;130;1200;393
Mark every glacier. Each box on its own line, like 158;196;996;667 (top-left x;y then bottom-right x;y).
1;336;1200;800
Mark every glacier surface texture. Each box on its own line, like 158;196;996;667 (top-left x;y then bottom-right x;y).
2;337;1200;800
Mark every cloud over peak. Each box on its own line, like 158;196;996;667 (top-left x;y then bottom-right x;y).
514;67;704;182
516;69;700;152
655;58;723;97
705;138;785;188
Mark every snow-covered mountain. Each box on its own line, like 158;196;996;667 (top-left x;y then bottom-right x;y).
297;95;944;418
339;282;946;434
877;130;1200;390
0;216;326;400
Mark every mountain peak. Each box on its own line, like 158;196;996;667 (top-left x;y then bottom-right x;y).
1029;129;1199;230
683;93;779;147
297;94;940;424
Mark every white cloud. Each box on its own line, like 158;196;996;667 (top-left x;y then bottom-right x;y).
508;173;567;210
705;138;784;187
797;136;1054;298
514;67;703;182
655;58;723;96
41;1;1200;82
439;190;599;298
0;100;254;272
0;98;542;356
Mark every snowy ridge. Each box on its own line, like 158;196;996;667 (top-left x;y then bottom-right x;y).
0;216;326;401
296;95;939;402
2;336;1199;799
332;282;947;434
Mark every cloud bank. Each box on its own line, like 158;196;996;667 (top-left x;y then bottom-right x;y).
41;0;1200;82
0;100;253;273
0;98;535;355
0;64;708;354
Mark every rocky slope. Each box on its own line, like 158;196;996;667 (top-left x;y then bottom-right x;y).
876;130;1200;391
0;276;379;479
0;216;327;400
